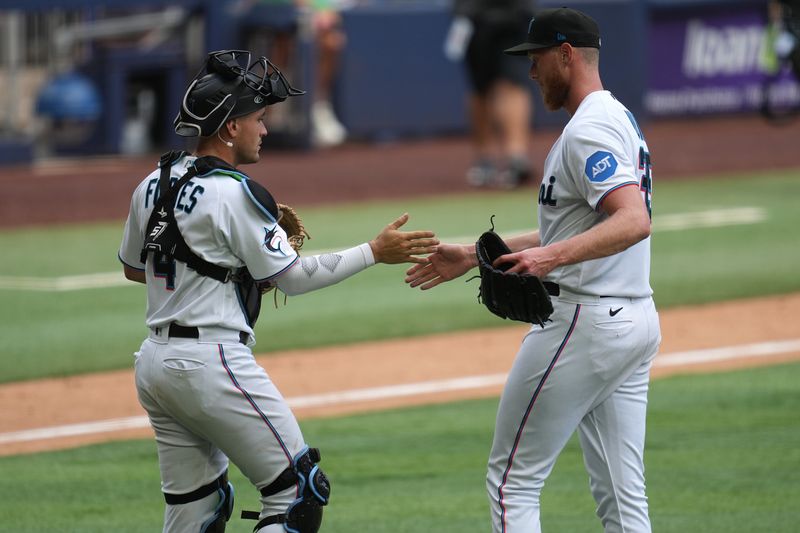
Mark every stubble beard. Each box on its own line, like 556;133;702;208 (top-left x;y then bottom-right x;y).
540;73;570;112
237;143;261;165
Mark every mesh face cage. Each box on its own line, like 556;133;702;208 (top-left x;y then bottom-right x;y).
174;49;304;137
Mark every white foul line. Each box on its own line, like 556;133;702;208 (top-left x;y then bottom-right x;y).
0;206;767;292
1;338;799;447
0;271;128;291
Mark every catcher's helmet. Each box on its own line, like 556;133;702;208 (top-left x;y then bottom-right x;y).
174;49;304;137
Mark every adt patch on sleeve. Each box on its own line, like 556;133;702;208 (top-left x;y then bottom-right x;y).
585;151;618;182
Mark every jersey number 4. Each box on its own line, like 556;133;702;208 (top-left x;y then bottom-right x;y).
638;146;653;219
153;253;177;290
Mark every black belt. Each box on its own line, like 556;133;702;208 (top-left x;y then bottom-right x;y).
167;323;248;344
543;281;560;297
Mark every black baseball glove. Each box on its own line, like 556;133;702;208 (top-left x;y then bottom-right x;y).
475;225;554;327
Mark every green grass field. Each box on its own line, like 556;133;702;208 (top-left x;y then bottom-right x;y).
1;362;798;532
1;170;799;383
0;168;799;531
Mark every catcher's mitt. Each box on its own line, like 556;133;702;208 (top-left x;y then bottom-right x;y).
277;203;310;251
475;221;553;327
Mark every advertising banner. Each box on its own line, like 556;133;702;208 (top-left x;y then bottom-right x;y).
646;5;800;116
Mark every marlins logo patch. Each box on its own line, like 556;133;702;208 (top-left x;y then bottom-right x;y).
263;226;287;255
585;151;618;182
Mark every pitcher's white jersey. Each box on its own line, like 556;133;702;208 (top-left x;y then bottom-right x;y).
538;90;653;298
118;154;298;336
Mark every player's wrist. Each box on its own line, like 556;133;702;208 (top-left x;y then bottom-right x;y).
466;244;478;268
368;239;382;263
544;241;569;271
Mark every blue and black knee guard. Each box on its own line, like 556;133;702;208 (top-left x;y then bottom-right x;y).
242;447;330;533
164;471;234;533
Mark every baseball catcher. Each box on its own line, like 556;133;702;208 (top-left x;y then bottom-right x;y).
122;48;437;533
475;218;553;326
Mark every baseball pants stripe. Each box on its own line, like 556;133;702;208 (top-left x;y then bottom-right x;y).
495;304;582;533
218;344;293;464
135;338;306;531
486;296;659;533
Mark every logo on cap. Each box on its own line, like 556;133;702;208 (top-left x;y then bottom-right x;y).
254;95;264;104
557;33;566;41
528;17;535;33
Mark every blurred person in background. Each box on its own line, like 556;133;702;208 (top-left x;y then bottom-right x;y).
248;0;350;147
445;0;536;188
305;0;349;147
761;0;800;120
765;0;800;79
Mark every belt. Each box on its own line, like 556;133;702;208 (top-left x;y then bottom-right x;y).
543;281;560;297
168;323;248;345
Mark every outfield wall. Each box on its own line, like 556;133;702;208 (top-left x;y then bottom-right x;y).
1;0;793;161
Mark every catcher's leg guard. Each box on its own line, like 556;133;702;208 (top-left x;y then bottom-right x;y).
243;447;330;533
164;471;234;533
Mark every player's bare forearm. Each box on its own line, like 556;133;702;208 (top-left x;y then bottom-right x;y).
123;265;147;284
503;231;541;252
370;213;438;264
405;242;474;290
548;203;649;265
499;186;650;276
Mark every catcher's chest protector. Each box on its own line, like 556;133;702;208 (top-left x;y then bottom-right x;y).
141;151;281;326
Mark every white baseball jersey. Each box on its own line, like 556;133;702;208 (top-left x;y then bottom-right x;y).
488;91;660;533
118;154;298;336
539;90;654;298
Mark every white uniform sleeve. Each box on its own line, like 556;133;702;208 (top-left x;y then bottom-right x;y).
274;243;375;296
564;120;640;210
118;182;147;270
220;180;299;281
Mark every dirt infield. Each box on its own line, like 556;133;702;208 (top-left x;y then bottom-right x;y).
2;292;800;457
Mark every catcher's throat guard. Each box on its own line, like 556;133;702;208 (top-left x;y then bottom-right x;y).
474;217;554;327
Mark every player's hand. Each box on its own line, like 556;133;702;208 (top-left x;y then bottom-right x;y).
370;213;438;264
494;247;558;278
405;242;476;290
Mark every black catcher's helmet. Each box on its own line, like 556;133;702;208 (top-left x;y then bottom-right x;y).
174;50;305;137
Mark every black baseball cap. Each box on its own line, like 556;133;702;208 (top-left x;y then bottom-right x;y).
504;7;601;55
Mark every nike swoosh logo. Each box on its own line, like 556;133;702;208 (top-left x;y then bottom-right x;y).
609;307;623;317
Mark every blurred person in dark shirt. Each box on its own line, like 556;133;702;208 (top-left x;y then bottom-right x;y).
447;0;536;188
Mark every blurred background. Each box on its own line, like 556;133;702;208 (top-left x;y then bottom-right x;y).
0;0;796;165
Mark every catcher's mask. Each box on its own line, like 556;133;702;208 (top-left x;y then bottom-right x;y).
174;49;305;137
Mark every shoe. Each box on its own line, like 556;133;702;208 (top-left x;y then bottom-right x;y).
312;100;347;147
466;158;495;187
496;156;532;189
